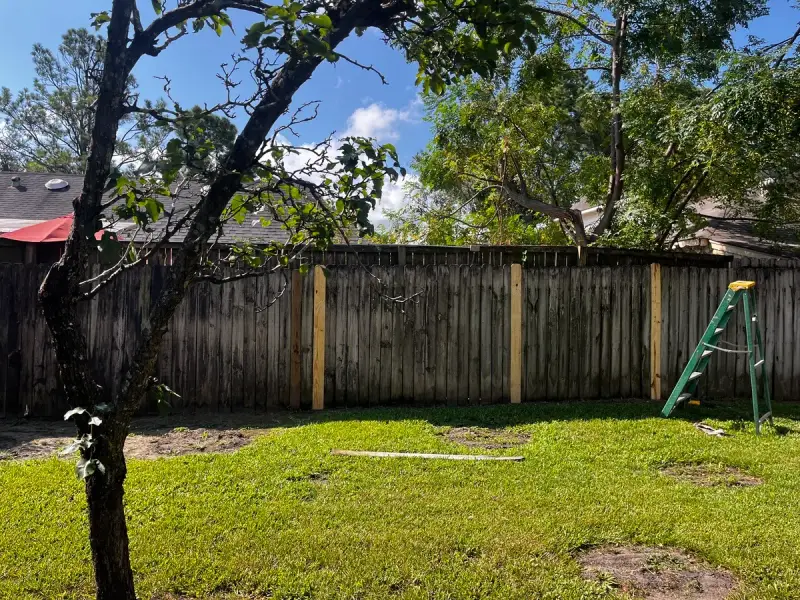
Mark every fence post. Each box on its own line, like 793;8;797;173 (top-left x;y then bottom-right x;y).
312;266;326;410
510;263;522;403
650;263;662;400
289;270;302;409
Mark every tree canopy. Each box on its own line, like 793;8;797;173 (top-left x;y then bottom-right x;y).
396;0;800;250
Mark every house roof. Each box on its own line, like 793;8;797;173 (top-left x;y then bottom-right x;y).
0;171;293;246
686;200;800;259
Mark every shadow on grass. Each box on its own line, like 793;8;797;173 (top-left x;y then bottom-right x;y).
3;399;800;459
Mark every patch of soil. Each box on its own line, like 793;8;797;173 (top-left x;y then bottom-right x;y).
0;434;72;461
660;463;762;488
444;426;530;449
125;428;254;459
0;416;269;461
579;546;738;600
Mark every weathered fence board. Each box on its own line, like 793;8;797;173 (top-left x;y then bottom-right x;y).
2;262;800;417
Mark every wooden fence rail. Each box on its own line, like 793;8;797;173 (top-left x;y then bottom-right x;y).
1;262;798;417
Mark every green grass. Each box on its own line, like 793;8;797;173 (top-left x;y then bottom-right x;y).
2;401;800;599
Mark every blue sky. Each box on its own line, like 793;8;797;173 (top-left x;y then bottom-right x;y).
1;1;798;215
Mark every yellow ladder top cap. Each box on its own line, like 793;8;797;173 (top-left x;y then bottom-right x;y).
729;280;756;290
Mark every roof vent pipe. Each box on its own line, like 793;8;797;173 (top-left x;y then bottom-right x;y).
11;176;21;188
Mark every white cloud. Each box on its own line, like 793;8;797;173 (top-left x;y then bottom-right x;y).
371;173;417;228
335;76;344;89
262;100;420;229
342;98;421;141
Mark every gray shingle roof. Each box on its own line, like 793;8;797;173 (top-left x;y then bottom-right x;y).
0;171;292;245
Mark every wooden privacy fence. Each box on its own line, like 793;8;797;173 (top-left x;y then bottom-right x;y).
1;262;798;417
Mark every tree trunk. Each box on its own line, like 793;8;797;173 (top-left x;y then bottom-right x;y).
86;457;135;600
594;13;627;237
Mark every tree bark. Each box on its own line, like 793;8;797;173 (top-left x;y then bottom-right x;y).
85;423;135;600
502;184;589;246
593;13;627;237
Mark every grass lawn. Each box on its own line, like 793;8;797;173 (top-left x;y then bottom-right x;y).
2;400;800;599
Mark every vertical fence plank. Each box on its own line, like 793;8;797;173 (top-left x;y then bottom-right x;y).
446;266;461;405
497;266;509;401
557;269;571;399
376;268;392;404
579;269;594;399
455;266;469;405
546;269;560;398
435;266;450;404
480;266;493;403
650;263;662;400
253;277;268;411
468;266;482;403
510;264;522;404
402;267;416;402
567;268;582;399
599;267;612;399
629;267;642;397
411;267;428;403
609;269;622;398
289;271;302;409
422;265;436;403
619;267;631;398
312;265;326;410
390;269;405;403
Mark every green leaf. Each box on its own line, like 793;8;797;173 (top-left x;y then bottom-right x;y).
90;12;111;30
304;14;332;29
64;407;87;421
151;0;162;15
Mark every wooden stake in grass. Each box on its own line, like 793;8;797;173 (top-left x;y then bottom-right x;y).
331;449;524;461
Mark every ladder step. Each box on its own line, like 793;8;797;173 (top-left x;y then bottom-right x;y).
752;316;757;322
754;359;764;368
677;393;691;404
702;349;713;358
758;412;772;424
689;371;703;381
727;304;735;311
714;327;724;334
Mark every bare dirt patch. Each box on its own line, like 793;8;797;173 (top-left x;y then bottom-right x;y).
579;546;738;600
660;463;762;488
0;414;277;461
443;426;530;449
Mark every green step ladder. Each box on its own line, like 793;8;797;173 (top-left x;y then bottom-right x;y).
661;281;774;434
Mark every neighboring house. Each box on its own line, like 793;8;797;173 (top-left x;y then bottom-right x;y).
0;171;296;264
676;200;800;260
570;198;800;261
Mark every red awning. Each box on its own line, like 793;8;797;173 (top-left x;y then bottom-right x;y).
0;215;104;243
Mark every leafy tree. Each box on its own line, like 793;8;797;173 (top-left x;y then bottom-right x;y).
38;1;546;598
410;50;608;246
0;29;145;172
411;0;770;247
